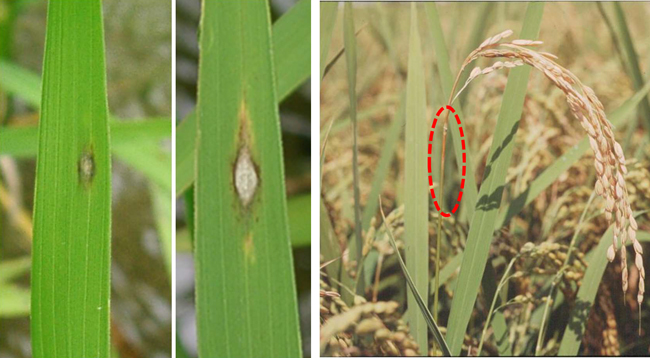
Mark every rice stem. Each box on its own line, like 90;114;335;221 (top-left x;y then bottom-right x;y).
477;256;519;356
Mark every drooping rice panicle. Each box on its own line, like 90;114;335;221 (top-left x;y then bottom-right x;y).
451;29;644;307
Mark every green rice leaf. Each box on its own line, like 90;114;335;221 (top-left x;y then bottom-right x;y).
445;4;544;355
361;92;405;229
426;3;516;355
404;4;429;353
272;0;310;99
611;3;650;133
112;140;171;192
343;2;364;297
150;182;172;278
429;252;463;295
175;113;197;196
31;0;111;356
193;1;301;357
0;59;41;107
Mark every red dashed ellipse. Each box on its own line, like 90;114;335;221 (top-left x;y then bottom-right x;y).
428;105;466;217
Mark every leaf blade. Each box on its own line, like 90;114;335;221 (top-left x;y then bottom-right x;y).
193;1;301;357
31;0;112;357
404;4;429;353
343;2;364;297
445;4;545;354
361;92;405;229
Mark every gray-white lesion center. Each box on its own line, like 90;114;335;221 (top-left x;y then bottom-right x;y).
78;151;95;185
234;147;258;206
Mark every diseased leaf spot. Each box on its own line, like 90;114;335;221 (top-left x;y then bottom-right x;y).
234;147;258;207
78;151;95;185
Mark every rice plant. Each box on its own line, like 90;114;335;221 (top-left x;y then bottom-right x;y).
320;2;650;356
174;0;311;356
0;0;172;356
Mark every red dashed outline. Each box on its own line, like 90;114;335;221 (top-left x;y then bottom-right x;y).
428;105;465;217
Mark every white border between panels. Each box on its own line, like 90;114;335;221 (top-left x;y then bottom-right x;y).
310;1;321;357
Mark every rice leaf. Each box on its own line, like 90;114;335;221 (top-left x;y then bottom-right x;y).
426;3;515;355
184;186;195;248
480;259;511;356
0;59;41;107
175;0;311;196
445;4;545;354
112;140;171;192
361;91;405;229
380;200;451;356
429;252;463;295
558;228;650;355
193;1;301;357
373;4;403;75
150;183;172;278
175;113;197;196
404;4;429;353
324;95;399;137
273;0;311;98
343;2;364;297
320;2;338;80
611;3;650;132
31;0;111;356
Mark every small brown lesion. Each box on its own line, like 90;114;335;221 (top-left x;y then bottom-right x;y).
78;148;95;187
